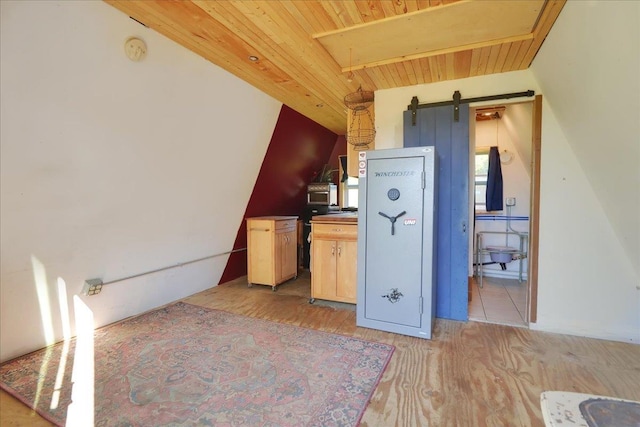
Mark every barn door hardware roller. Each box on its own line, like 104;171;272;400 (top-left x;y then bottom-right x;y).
408;90;535;125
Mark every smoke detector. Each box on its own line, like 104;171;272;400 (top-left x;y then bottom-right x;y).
124;37;147;62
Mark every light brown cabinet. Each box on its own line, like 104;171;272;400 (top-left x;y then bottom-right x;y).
310;220;357;304
247;216;298;291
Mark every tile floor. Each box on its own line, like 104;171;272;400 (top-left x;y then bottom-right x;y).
468;276;527;327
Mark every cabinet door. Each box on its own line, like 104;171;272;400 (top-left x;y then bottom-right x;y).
274;232;285;283
248;226;274;285
336;239;357;302
280;230;297;281
286;230;298;278
312;239;337;300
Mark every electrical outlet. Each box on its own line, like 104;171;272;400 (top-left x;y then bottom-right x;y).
82;278;103;296
506;197;516;206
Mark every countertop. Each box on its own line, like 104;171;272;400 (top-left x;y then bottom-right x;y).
311;213;357;223
247;215;298;221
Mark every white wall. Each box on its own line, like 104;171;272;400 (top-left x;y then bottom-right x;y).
534;103;638;341
375;8;640;342
502;103;533;176
529;0;640;342
531;0;640;279
0;1;282;361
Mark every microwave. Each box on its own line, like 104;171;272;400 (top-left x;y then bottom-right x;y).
307;183;338;206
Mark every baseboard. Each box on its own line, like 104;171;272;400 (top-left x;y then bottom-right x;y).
529;321;640;344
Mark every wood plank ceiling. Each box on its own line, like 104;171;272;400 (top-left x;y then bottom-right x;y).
105;0;566;135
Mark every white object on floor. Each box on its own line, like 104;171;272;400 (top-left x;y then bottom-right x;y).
540;391;640;427
486;245;517;263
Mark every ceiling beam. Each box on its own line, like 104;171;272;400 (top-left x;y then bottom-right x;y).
314;0;544;71
339;33;534;72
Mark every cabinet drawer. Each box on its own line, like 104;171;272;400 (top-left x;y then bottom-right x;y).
247;219;273;231
312;223;357;240
247;219;273;232
275;219;297;231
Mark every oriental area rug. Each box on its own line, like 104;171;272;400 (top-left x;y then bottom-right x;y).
0;302;394;426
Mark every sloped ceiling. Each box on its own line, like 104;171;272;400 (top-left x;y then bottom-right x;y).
105;0;566;134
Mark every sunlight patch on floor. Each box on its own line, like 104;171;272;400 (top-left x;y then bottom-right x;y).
66;296;95;427
50;278;72;410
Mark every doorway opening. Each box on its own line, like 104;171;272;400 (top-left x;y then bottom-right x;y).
469;100;536;327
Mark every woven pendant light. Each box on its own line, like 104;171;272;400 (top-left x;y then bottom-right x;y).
344;86;375;150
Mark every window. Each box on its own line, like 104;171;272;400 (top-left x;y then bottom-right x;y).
343;176;359;208
475;150;489;211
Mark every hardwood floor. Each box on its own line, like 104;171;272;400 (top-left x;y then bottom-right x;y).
2;270;640;426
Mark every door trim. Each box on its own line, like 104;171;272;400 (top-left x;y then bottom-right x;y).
528;95;542;323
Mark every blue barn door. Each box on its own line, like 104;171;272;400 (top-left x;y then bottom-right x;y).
403;105;469;321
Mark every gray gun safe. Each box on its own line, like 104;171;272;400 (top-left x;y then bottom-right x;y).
356;146;437;339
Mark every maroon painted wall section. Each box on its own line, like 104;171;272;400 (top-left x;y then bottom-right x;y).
219;105;339;284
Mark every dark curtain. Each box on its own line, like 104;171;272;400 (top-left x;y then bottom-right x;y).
486;146;503;211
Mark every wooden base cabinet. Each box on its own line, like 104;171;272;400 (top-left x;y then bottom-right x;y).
247;216;298;291
310;221;357;304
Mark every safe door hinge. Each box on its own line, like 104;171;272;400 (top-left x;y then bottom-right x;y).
419;296;424;315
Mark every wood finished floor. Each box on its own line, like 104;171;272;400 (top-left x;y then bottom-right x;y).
2;270;640;426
